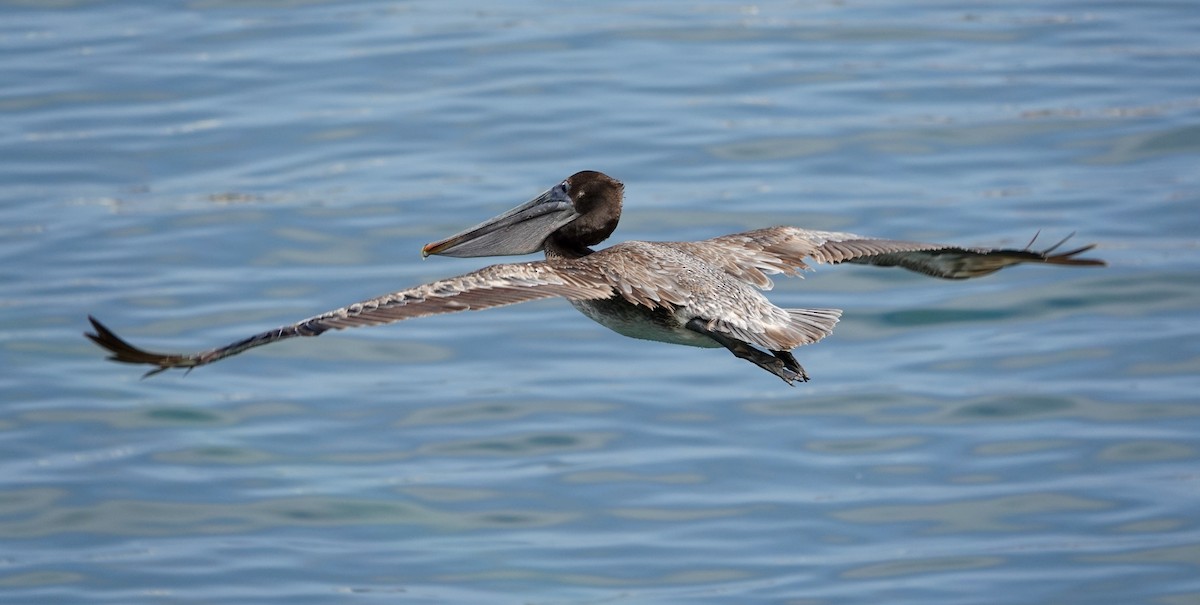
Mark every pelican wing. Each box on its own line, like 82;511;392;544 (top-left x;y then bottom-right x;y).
87;261;613;377
678;226;1105;286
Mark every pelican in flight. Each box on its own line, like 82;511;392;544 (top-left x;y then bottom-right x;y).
87;171;1104;384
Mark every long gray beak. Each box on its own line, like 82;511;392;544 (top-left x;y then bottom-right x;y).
421;184;579;258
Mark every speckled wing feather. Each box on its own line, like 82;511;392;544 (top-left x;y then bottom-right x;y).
677;226;1106;285
86;262;613;377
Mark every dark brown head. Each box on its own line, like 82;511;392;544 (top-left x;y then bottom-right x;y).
421;171;624;258
548;170;623;253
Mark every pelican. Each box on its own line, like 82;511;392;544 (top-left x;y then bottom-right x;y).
87;171;1105;384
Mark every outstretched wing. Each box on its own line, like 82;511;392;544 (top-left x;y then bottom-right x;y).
86;261;613;377
674;227;1105;287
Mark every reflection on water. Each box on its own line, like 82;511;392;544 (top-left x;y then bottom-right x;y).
0;492;577;538
841;556;1004;580
399;400;616;426
746;393;1198;425
834;493;1112;534
3;1;1200;604
418;431;616;457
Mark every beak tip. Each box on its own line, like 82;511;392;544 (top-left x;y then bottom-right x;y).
421;239;446;258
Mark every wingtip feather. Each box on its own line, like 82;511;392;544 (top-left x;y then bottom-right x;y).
85;315;188;375
1026;233;1106;267
1042;243;1107;267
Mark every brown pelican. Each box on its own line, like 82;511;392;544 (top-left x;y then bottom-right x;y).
87;171;1105;384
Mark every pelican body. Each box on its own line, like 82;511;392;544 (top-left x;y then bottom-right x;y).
87;171;1105;385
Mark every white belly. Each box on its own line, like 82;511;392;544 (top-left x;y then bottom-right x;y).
569;298;721;348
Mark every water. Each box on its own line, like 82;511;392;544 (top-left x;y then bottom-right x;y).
2;1;1199;603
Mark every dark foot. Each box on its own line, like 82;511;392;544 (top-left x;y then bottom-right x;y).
771;349;809;383
686;319;808;385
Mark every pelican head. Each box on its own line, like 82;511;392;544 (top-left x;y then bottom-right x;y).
422;170;623;258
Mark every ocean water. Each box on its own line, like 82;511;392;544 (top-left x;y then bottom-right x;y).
2;1;1199;604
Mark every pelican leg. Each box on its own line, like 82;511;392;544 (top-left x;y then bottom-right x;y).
685;319;808;385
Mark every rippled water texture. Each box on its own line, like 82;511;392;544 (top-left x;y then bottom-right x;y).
2;1;1199;604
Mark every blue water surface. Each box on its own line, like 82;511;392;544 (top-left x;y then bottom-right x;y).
2;1;1199;604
